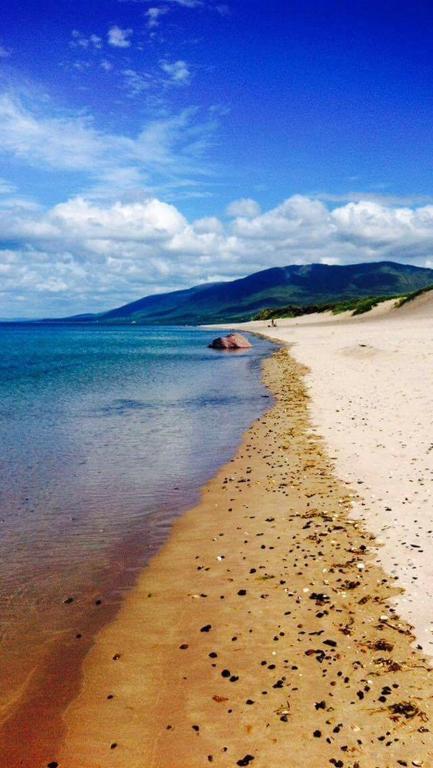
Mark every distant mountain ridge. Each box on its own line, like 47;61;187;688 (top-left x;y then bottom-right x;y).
64;261;433;325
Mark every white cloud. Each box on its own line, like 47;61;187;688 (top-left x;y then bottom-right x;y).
0;177;15;195
160;59;191;84
50;196;187;239
71;30;103;49
146;6;169;28
107;25;133;48
226;198;261;218
193;216;223;233
0;92;216;196
314;191;433;207
3;194;433;317
0;94;107;171
122;68;152;95
159;0;203;6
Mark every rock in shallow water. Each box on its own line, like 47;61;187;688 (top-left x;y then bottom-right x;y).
208;333;252;350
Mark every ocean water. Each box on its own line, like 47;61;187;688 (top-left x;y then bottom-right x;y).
0;324;273;724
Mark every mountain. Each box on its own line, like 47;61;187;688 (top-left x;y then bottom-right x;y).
67;261;433;325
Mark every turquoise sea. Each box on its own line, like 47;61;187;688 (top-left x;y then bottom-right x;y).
0;323;273;718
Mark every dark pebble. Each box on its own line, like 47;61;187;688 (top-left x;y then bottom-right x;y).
237;756;255;766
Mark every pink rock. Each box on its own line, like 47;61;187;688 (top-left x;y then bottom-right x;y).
208;333;252;350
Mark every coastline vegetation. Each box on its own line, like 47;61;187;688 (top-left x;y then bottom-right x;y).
253;294;402;320
255;283;433;321
396;283;433;307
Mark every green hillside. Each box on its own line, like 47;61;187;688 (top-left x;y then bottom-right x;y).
65;261;433;325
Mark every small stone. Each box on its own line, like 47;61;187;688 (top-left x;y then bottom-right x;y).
237;756;255;767
221;669;231;678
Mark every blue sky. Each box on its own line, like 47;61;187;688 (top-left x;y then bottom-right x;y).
2;0;433;316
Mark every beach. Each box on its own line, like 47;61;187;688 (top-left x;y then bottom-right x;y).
0;326;272;767
5;2;433;764
52;318;433;767
229;294;433;658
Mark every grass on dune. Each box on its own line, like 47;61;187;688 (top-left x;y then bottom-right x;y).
396;284;433;307
253;294;402;321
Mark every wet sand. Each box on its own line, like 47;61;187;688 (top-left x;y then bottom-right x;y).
0;529;157;768
0;508;215;768
54;349;433;768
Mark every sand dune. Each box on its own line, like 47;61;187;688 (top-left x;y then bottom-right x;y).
390;289;433;319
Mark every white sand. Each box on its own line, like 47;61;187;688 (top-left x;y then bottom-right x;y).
213;294;433;655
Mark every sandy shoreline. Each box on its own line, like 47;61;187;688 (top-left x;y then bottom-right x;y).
223;298;433;658
45;348;433;767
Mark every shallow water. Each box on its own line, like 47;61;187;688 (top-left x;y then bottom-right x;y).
0;324;273;724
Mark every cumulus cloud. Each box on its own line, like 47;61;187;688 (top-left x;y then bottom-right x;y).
107;25;133;48
226;197;261;218
51;196;187;239
3;194;433;317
